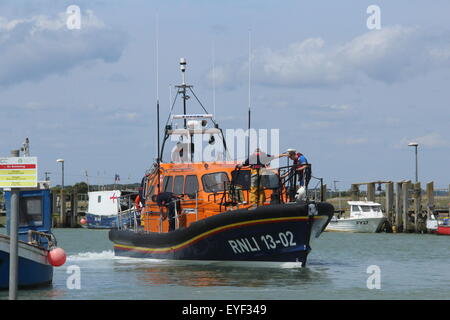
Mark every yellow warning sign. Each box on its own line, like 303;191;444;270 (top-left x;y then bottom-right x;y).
0;157;38;189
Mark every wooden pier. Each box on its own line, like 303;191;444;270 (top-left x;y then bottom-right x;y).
325;181;450;233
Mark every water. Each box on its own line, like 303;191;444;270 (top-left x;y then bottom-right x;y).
1;228;449;300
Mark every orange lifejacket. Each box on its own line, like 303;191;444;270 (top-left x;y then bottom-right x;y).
135;195;141;211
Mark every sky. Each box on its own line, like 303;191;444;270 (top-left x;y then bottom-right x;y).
0;0;449;190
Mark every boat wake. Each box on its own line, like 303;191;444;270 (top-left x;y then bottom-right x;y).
67;250;115;261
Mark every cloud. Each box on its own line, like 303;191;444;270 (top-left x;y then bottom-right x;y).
400;132;449;148
210;26;450;88
0;10;127;87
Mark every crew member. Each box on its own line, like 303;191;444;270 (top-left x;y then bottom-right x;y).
151;192;180;231
287;149;311;189
237;148;286;206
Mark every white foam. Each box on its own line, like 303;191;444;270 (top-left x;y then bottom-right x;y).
67;250;115;261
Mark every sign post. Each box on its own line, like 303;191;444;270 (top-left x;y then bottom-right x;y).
0;156;38;300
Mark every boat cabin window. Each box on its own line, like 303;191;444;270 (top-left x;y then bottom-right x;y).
202;172;229;193
373;206;381;212
163;176;173;192
230;170;279;190
173;175;184;195
19;196;43;227
260;170;280;189
360;206;372;212
98;195;101;203
185;175;199;199
351;205;359;212
231;170;250;190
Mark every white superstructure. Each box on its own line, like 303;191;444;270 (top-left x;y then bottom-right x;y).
86;190;121;216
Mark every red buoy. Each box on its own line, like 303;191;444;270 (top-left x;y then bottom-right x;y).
48;247;67;267
80;218;87;225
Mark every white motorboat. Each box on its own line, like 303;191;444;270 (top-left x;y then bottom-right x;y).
325;200;386;233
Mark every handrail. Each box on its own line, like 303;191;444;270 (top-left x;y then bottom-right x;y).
27;230;56;249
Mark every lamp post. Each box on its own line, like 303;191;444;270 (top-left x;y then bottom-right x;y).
408;142;418;183
56;159;65;226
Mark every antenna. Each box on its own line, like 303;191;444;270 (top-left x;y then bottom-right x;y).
212;41;216;121
180;58;188;128
169;84;172;111
180;57;187;85
247;29;252;158
156;13;161;193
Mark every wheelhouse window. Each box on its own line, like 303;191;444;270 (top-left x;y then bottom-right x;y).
351;205;360;212
173;175;184;195
163;176;173;192
202;172;229;193
185;175;199;199
231;170;250;190
360;206;372;212
260;170;280;189
19;196;43;227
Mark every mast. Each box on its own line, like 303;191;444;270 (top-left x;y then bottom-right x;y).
156;13;161;193
159;58;229;163
247;30;252;159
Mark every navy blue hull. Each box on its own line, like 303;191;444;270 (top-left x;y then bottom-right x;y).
110;202;334;266
86;213;118;229
0;248;53;289
86;213;135;229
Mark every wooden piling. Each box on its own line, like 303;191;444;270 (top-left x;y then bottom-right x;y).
395;182;403;232
413;182;421;232
52;191;58;227
59;190;66;227
351;184;359;201
71;189;78;228
402;181;411;232
385;182;394;222
426;182;434;231
322;184;327;201
367;183;375;201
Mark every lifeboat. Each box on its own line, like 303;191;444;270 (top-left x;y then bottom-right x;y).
108;59;334;267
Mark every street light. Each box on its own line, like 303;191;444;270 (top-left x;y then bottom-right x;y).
56;159;65;189
408;142;418;182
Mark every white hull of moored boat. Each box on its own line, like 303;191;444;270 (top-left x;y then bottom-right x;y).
325;217;386;233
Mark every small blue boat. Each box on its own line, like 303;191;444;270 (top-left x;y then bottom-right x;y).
0;188;58;289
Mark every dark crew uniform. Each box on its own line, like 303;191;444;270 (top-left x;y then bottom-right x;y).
155;192;179;231
242;152;274;206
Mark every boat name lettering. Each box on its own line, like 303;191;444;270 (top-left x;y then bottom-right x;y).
227;231;296;254
356;220;369;225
